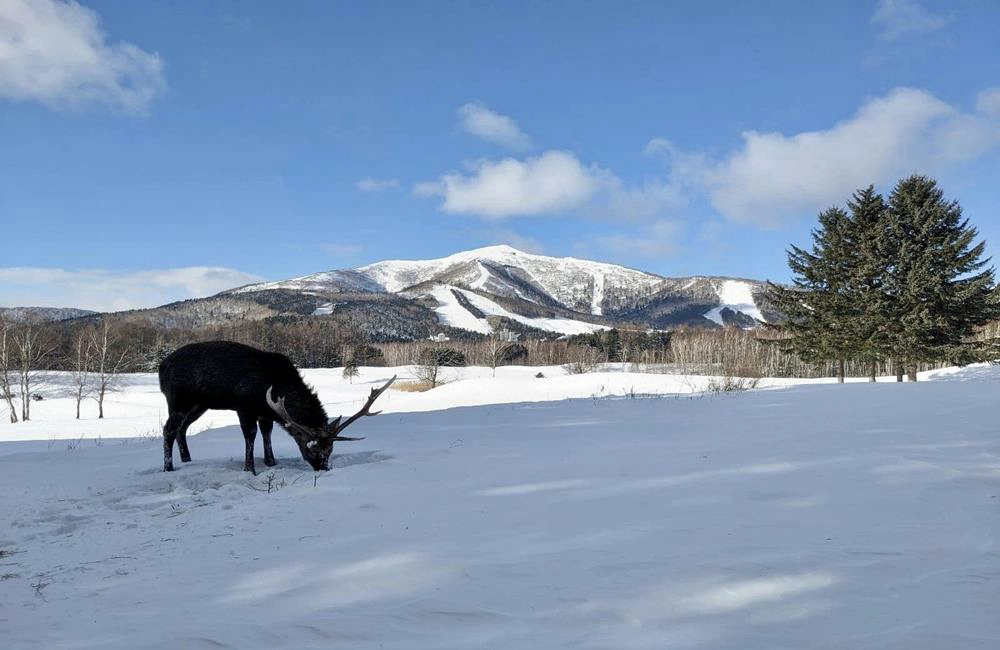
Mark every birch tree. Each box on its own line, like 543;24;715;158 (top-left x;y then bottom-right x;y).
0;319;18;423
13;322;53;421
89;322;131;419
69;331;93;419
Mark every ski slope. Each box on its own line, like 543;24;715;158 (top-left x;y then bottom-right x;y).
427;284;608;335
704;279;765;325
2;364;998;649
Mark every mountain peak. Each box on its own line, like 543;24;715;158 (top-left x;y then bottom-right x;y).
463;244;523;256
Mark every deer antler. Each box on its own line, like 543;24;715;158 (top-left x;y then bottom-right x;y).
325;375;396;440
266;386;313;435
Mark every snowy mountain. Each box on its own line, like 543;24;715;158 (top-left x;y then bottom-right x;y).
228;246;774;337
0;306;95;322
2;248;773;339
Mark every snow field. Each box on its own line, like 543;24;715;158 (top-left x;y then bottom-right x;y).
0;363;931;444
1;364;998;648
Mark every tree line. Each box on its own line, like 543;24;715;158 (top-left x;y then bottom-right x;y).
767;175;999;382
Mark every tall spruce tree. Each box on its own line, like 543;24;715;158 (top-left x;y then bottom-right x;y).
845;186;891;381
881;175;999;380
767;207;859;381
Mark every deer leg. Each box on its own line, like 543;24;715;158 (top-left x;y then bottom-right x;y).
177;406;206;463
162;411;184;472
238;411;258;474
259;418;276;467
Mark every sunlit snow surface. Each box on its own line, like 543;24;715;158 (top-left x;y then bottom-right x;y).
2;364;998;649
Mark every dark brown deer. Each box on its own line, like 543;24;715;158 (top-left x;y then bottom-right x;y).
158;341;395;473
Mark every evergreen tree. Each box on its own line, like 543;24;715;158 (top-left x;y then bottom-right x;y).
881;175;999;379
845;186;891;381
342;359;359;383
767;207;859;381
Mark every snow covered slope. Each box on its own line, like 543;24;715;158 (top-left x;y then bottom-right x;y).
2;364;998;649
424;284;608;335
359;245;664;315
704;279;765;326
230;269;383;294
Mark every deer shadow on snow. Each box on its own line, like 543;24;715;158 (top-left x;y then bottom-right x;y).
217;449;393;473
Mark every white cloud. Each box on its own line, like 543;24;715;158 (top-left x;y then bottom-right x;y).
0;266;263;312
976;87;1000;118
458;102;533;150
596;220;684;259
643;137;674;156
700;87;1000;225
355;177;400;192
416;150;605;219
871;0;951;41
418;148;688;222
0;0;166;114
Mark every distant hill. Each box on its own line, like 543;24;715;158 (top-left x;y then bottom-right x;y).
0;306;96;322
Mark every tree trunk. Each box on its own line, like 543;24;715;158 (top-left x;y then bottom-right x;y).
98;386;105;419
21;385;29;421
907;367;917;382
1;388;16;423
895;360;904;382
836;359;845;384
868;360;877;383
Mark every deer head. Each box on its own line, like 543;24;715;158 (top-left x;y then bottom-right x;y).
266;375;396;470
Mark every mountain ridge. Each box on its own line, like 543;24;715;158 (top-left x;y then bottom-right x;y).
227;245;774;335
5;247;776;339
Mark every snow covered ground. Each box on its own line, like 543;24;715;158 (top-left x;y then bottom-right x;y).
2;364;998;648
0;364;921;444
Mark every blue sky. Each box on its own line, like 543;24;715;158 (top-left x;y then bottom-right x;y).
2;0;999;310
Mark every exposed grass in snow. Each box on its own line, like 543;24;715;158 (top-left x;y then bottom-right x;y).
393;379;438;392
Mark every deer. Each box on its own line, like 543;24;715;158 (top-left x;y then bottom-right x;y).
158;341;395;473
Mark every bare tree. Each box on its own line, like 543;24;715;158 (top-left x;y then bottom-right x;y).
617;329;644;372
12;322;54;422
89;322;131;419
69;330;93;419
486;326;519;377
0;319;18;423
414;333;450;388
